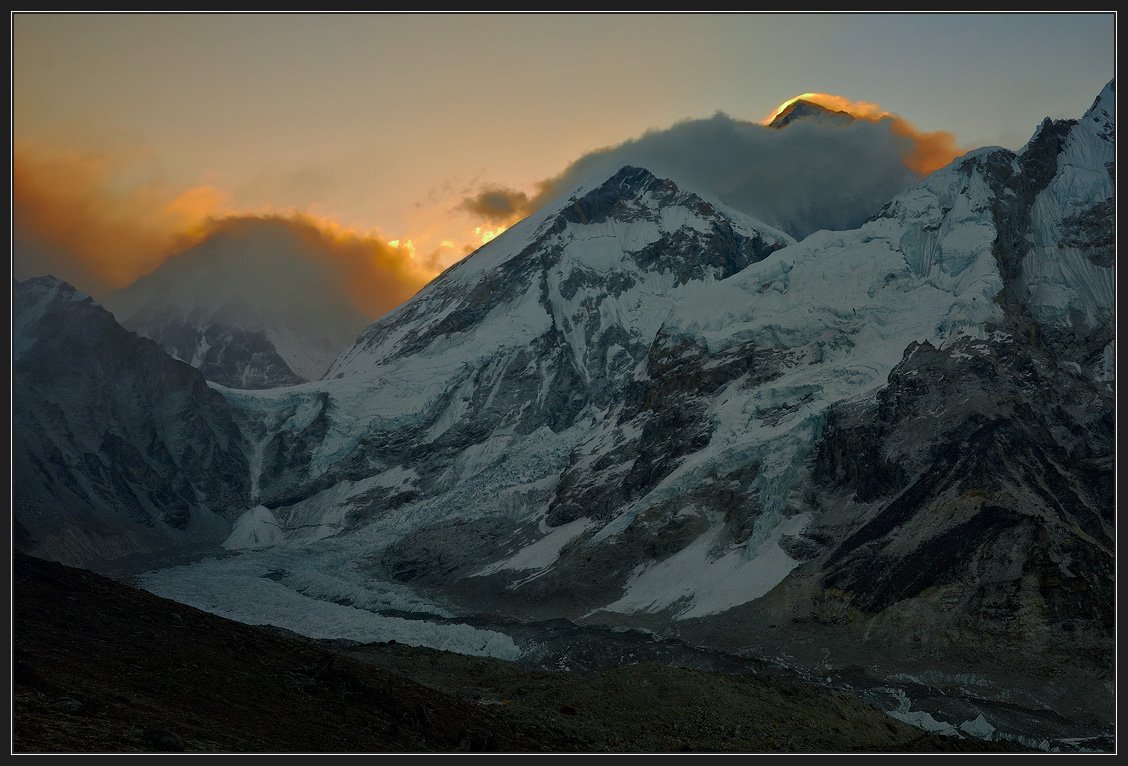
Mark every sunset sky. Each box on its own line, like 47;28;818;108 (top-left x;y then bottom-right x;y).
12;12;1115;314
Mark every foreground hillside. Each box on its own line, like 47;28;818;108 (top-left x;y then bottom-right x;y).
12;552;1022;753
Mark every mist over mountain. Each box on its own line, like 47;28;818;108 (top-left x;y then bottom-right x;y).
103;217;374;388
488;103;945;243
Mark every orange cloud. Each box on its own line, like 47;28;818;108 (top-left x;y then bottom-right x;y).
451;178;564;255
218;213;435;319
763;92;963;174
12;143;230;294
12;142;439;319
164;185;232;232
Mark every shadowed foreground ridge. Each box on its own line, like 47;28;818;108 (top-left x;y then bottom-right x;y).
11;551;1025;753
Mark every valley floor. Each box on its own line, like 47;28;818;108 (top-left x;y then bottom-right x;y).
11;551;1026;754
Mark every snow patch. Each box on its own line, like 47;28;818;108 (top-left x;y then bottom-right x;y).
959;714;997;739
223;505;285;550
1096;340;1115;382
472;517;595;577
888;709;961;738
884;688;961;738
599;513;808;619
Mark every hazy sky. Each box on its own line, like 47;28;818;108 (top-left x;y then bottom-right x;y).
12;12;1115;304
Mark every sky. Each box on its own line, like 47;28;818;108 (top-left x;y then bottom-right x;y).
11;11;1116;317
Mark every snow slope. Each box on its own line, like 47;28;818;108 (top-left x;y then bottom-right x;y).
1018;81;1115;328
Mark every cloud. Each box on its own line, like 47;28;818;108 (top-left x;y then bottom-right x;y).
475;94;965;242
102;213;436;333
764;92;962;175
12;142;230;295
12;143;438;319
458;185;531;224
16;91;966;317
204;214;435;320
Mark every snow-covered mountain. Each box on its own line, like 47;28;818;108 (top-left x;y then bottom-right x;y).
103;218;371;389
12;276;251;570
236;139;1020;614
12;82;1114;747
204;84;1112;615
243;165;795;513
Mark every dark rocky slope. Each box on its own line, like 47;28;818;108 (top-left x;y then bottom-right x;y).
13;277;250;571
12;552;1023;753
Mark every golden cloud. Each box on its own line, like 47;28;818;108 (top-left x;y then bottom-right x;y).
13;142;437;319
12;142;231;293
763;92;963;174
207;213;435;319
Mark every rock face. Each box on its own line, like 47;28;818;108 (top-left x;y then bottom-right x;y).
795;82;1116;656
120;310;306;389
103;217;371;389
12;276;251;570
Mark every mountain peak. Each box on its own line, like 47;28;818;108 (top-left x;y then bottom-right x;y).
16;274;91;304
599;164;659;191
768;99;855;129
558;165;679;226
1088;79;1114;115
1083;79;1115;138
101;218;370;386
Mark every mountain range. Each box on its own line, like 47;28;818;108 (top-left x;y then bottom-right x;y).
11;84;1116;750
